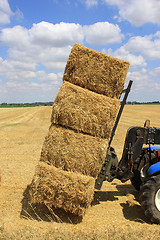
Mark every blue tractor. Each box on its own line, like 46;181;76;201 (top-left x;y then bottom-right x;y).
95;81;160;224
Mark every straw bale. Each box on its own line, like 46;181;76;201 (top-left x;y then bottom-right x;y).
40;124;108;178
63;43;130;98
29;162;95;216
51;81;120;139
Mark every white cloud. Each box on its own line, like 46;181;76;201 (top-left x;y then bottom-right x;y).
83;0;98;8
0;0;23;25
0;0;13;24
104;0;160;26
155;83;160;91
0;22;84;49
124;33;160;60
127;69;151;90
14;8;24;21
30;21;84;47
105;31;160;64
0;25;30;49
126;69;160;101
105;46;147;68
34;71;61;83
84;22;123;45
0;58;63;83
149;67;160;77
2;80;60;103
0;67;63;103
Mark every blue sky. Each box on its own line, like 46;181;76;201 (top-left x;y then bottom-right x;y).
0;0;160;103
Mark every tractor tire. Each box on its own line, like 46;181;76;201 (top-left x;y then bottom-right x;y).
131;170;142;191
139;175;160;224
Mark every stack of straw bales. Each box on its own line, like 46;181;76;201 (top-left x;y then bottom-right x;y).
29;43;130;217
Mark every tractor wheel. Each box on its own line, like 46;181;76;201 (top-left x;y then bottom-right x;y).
131;170;142;191
139;175;160;224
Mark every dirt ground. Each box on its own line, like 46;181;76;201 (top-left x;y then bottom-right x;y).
1;105;160;239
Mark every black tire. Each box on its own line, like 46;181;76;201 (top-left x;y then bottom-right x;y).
131;170;142;191
139;175;160;224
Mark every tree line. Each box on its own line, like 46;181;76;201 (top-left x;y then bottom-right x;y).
0;102;54;107
126;101;160;105
0;101;159;108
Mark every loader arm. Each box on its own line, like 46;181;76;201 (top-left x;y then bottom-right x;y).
95;80;133;190
95;122;160;190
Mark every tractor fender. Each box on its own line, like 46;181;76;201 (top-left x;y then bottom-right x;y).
148;162;160;175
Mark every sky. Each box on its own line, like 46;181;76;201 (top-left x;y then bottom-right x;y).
0;0;160;103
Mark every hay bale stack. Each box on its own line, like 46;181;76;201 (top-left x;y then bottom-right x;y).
40;124;108;178
29;162;95;217
63;43;130;98
29;43;130;217
51;81;120;139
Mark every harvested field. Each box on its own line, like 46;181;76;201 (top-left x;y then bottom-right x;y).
63;43;130;98
1;105;160;240
40;124;108;178
52;81;120;138
29;162;95;217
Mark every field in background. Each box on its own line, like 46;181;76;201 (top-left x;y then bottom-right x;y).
1;105;160;240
